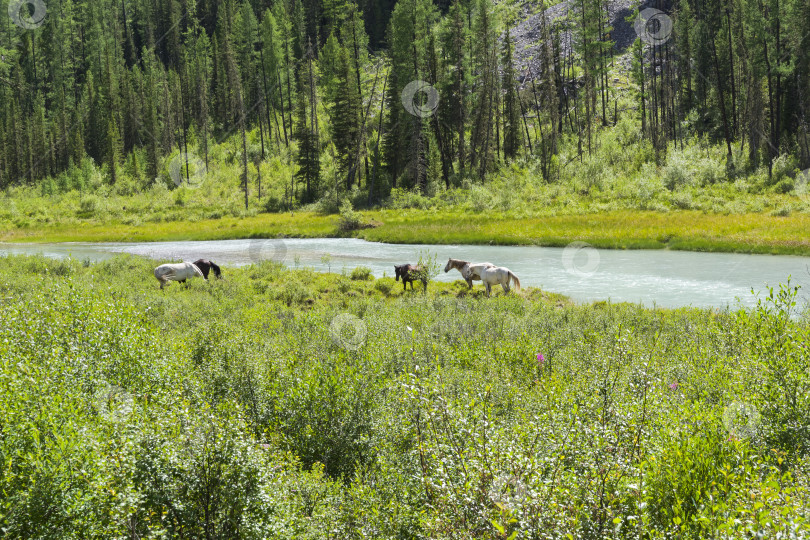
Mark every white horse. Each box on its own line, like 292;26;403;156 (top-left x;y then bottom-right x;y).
480;266;521;297
154;262;204;289
444;258;496;289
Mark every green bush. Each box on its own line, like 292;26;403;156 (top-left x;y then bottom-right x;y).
78;194;101;216
664;156;692;190
350;266;373;281
774;178;795;194
337;200;367;232
374;277;394;295
271;278;313;306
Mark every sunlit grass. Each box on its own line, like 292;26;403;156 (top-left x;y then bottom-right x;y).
0;253;807;537
3;208;810;256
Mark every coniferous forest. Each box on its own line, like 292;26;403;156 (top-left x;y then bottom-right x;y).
1;0;809;210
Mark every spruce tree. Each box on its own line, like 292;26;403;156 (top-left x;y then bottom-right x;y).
501;28;521;161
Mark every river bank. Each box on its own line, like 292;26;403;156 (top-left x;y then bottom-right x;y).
2;209;810;256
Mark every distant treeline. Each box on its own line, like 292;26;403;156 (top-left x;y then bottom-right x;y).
0;0;808;205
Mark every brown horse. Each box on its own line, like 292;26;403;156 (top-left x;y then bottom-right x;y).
394;264;427;292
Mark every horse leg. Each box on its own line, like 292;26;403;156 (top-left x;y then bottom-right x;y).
502;282;509;293
422;279;427;292
466;278;473;289
486;284;491;297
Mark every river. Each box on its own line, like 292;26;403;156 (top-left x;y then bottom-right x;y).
2;238;809;310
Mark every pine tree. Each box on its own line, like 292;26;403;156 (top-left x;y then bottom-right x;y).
260;9;285;146
322;34;360;189
440;0;469;175
469;0;498;179
501;28;521;161
294;42;320;202
383;0;437;189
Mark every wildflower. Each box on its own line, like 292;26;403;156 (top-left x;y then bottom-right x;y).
536;353;545;364
669;381;678;391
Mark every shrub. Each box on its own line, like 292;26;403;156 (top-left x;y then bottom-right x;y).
774;178;795;194
272;279;313;306
465;184;495;213
374;278;394;295
771;153;799;185
350;266;373;281
388;187;431;209
671;191;696;209
337;200;368;232
643;409;790;537
271;359;379;478
663;156;692;190
78;194;101;216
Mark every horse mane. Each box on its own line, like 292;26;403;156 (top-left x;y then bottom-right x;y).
209;262;222;277
192;259;214;279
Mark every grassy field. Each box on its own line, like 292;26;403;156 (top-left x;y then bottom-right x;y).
3;208;810;256
1;254;808;538
3;125;810;256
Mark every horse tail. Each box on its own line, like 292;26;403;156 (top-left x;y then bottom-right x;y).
509;271;521;291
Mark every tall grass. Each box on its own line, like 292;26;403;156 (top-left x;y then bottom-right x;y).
0;254;808;537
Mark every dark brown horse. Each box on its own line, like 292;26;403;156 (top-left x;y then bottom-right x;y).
394;264;427;292
192;259;222;280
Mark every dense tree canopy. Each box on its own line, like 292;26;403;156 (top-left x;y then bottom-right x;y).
1;0;808;204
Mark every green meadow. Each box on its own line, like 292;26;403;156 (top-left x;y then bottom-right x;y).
4;207;810;256
1;254;808;537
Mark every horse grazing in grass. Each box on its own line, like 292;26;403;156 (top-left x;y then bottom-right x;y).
443;258;495;289
480;266;521;297
154;259;222;289
395;264;427;292
192;259;222;280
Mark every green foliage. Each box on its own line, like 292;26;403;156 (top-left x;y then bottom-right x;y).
337;199;367;231
0;254;809;537
350;266;373;281
413;249;441;291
